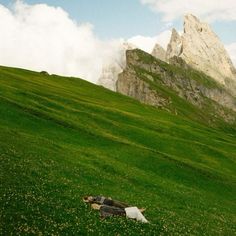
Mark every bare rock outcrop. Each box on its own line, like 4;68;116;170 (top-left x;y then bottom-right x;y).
166;14;236;92
166;29;183;61
151;43;167;62
117;49;236;124
117;67;169;108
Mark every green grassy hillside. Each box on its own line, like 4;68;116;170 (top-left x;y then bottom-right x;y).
0;65;236;235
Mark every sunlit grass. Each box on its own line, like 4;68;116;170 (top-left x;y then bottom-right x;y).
0;65;236;235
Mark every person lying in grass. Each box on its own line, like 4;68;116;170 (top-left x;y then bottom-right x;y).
83;195;148;223
83;195;130;208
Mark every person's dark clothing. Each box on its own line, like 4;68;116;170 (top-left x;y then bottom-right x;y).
100;205;126;218
92;196;130;209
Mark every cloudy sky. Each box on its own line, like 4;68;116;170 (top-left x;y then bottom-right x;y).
0;0;236;83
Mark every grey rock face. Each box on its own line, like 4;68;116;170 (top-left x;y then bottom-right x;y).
166;29;183;61
117;67;169;108
169;57;236;112
166;14;236;93
117;49;236;123
151;43;167;62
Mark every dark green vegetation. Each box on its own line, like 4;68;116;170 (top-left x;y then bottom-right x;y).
0;65;236;235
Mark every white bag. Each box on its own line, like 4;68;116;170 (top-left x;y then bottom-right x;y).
125;207;148;223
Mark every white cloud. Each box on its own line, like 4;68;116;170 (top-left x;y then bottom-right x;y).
128;30;171;53
0;1;122;83
6;1;234;87
155;30;172;49
141;0;236;22
226;43;236;67
128;36;158;53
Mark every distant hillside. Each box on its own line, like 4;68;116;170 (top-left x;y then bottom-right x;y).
99;14;236;97
0;66;236;235
117;49;236;126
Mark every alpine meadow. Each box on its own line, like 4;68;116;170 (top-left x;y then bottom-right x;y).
1;1;236;236
0;65;235;235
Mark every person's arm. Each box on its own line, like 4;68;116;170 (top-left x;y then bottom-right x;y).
91;203;101;210
112;199;130;208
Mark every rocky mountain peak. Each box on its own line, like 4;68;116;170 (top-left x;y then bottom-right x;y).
151;43;167;62
183;14;205;33
166;14;236;91
166;29;182;61
117;49;236;124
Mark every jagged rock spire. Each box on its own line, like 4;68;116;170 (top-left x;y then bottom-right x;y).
166;14;236;89
151;43;167;62
166;29;182;61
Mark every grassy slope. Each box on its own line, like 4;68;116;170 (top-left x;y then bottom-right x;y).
0;66;236;235
132;49;236;126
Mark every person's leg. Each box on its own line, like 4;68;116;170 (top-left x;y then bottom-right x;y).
112;200;130;208
111;199;146;212
100;205;126;218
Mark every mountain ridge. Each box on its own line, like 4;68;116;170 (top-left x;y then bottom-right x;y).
117;49;236;125
165;14;236;94
100;14;236;100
